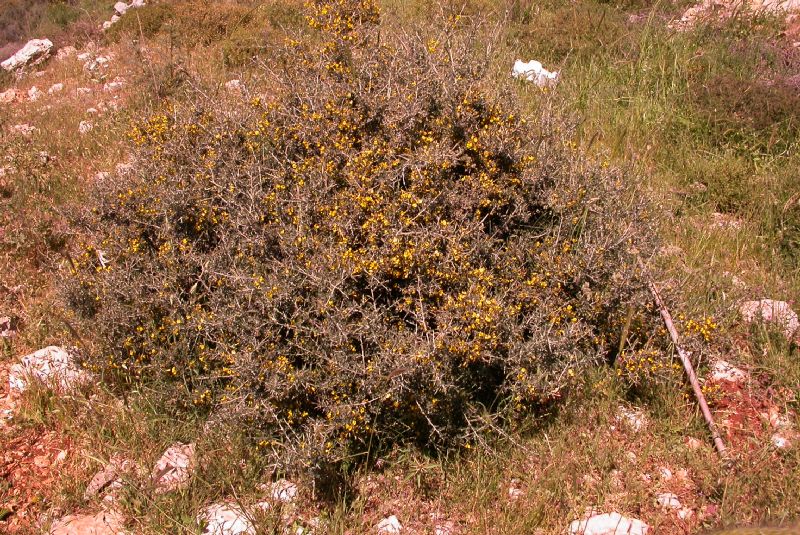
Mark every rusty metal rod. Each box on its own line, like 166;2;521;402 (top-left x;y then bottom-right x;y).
639;258;728;458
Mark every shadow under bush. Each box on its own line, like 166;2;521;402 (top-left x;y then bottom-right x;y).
64;0;656;475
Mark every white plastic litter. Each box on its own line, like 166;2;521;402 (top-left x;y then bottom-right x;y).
512;59;560;87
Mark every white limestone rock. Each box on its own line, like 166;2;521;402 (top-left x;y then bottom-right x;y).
79;120;94;134
103;77;126;92
569;512;649;535
740;299;799;340
376;515;402;534
48;510;125;535
616;406;647;433
28;86;43;101
709;360;748;385
114;1;130;15
656;492;682;510
198;502;255;535
1;39;53;72
0;88;19;103
10;124;36;137
152;442;195;493
56;46;77;61
9;346;89;394
225;79;243;93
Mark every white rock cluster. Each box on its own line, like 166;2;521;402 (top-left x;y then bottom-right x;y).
102;0;147;31
198;479;301;535
672;0;800;29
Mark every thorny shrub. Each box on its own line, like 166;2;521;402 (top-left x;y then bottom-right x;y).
64;0;656;474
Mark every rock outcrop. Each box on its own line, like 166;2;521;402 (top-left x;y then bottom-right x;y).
1;39;53;72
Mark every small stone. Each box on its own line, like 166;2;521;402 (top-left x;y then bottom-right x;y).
658;467;673;481
0;88;19;103
508;478;525;500
656;492;682;510
151;442;195;493
434;521;458;535
710;212;743;230
103;77;125;92
56;46;77;61
198;502;255;535
84;55;110;73
79;120;94;134
376;515;402;534
115;161;134;175
617;406;647;433
270;479;298;502
225;79;243;92
34;454;51;468
688;181;707;193
86;107;99;115
723;271;746;289
48;83;64;94
254;479;299;511
677;508;694;521
77;87;93;95
772;433;793;449
114;2;129;15
568;512;649;535
11;123;36;137
1;39;53;72
84;455;134;500
0;316;15;338
740;299;799;340
28;86;43;101
102;21;114;31
709;360;748;385
658;245;683;257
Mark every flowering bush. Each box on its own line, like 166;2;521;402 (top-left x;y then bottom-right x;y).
64;0;655;472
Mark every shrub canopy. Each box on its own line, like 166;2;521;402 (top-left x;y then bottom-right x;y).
66;0;654;470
